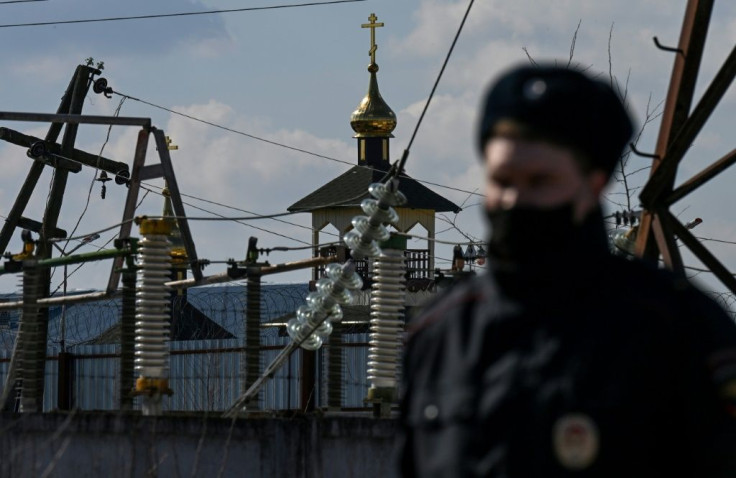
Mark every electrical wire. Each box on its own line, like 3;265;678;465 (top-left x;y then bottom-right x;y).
259;242;340;253
141;184;485;249
114;91;352;166
143;180;483;246
45;188;482;248
48;189;150;294
39;148;380;247
203;243;343;263
48;232;118;297
398;0;475;172
0;0;365;28
396;232;481;247
112;91;483;199
12;91;130;287
138;183;312;246
41;141;371;228
47;144;378;218
141;181;341;239
697;236;736;246
48;219;136;243
62;96;126;256
131;194;371;222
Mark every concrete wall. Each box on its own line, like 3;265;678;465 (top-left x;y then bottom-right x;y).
0;413;399;477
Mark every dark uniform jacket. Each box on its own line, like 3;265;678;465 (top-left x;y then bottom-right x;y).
397;214;736;477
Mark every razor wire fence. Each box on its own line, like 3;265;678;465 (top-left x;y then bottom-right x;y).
0;282;390;413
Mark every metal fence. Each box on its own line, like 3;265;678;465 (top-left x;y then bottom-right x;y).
0;336;376;412
0;283;387;412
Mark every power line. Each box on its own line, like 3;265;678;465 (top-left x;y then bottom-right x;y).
0;0;47;4
204;242;343;263
142;181;341;239
0;0;365;28
697;236;736;246
48;145;381;231
113;91;484;199
398;0;475;172
163;184;483;244
143;180;486;246
138;183;313;246
114;90;352;166
50;189;149;294
48;219;136;243
397;232;480;247
143;181;489;248
62;96;126;256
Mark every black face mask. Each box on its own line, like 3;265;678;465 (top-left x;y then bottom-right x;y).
485;203;579;266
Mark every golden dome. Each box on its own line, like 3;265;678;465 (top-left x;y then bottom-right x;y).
350;63;397;138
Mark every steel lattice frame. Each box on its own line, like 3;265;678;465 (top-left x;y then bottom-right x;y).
635;0;736;294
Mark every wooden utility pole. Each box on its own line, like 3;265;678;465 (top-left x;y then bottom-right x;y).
1;65;96;411
0;66;123;256
0;64;208;412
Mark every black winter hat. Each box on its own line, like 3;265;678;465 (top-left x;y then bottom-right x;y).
477;64;634;177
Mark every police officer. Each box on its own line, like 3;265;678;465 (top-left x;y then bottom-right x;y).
397;64;736;477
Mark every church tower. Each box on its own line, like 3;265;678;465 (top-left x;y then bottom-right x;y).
288;13;460;284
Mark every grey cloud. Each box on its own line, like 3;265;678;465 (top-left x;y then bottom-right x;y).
0;0;230;59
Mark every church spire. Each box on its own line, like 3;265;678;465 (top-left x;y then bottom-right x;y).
350;13;396;169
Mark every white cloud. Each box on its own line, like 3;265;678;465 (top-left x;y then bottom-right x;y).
2;0;736;293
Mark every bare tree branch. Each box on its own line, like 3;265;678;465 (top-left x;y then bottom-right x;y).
522;46;538;66
436;213;481;243
568;19;582;68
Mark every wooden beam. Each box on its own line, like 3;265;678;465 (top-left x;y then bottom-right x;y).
16;217;66;239
153;129;203;282
0;112;151;128
107;129;150;294
0;127;129;177
19;65;94;412
38;65;91;249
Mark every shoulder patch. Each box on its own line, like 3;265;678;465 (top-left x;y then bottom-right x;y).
553;414;600;470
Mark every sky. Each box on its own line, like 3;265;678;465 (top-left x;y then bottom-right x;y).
0;0;736;298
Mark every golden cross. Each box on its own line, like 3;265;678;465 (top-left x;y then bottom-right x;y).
165;136;179;151
361;13;384;65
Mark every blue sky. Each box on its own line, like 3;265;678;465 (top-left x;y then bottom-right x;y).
1;0;736;296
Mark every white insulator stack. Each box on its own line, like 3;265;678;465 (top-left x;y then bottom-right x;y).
287;262;363;350
342;177;408;416
344;179;407;259
134;220;172;415
368;248;406;389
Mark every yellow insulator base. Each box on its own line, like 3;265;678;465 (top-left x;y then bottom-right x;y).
137;218;173;236
170;247;188;264
365;387;395;418
133;376;173;396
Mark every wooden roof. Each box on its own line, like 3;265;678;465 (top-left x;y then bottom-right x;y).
287;166;460;213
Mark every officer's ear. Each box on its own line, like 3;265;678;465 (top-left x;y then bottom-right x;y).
587;169;609;200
